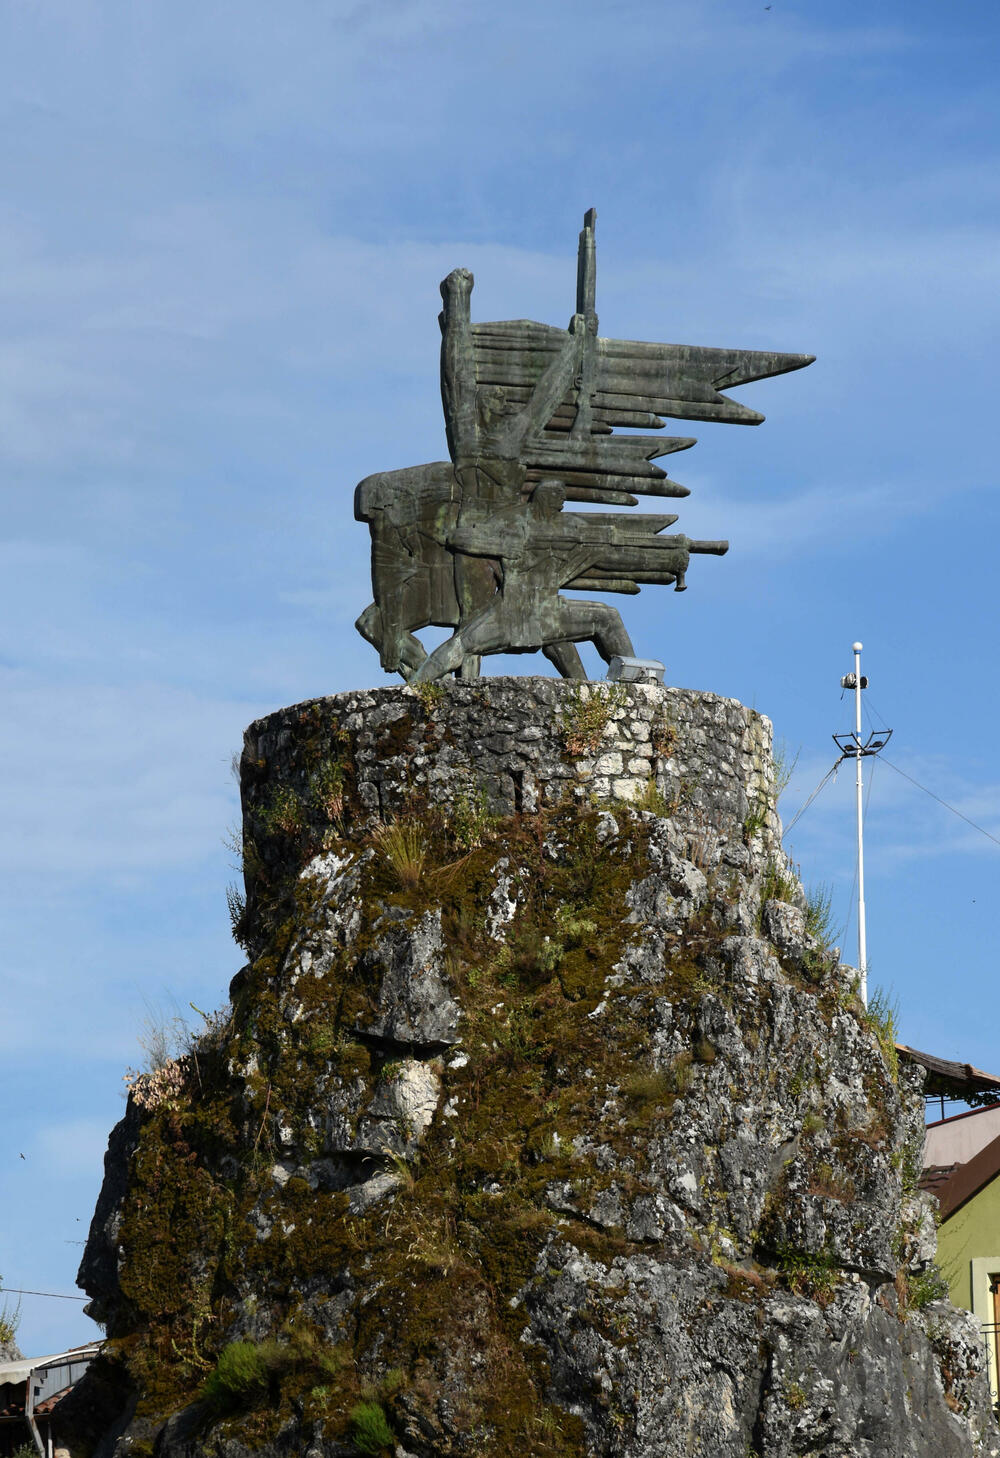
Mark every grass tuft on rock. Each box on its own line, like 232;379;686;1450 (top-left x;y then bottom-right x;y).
349;1399;395;1454
201;1341;269;1415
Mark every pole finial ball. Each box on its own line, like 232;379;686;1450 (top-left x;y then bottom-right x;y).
852;641;863;653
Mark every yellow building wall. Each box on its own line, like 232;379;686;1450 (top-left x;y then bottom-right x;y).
937;1177;1000;1311
936;1175;1000;1401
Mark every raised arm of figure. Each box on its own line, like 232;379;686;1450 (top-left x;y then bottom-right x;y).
439;269;479;461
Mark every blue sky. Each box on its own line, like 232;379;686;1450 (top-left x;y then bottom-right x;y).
3;0;1000;1355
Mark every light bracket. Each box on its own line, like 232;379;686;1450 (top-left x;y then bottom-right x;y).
832;727;893;760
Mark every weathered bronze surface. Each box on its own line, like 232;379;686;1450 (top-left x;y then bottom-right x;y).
355;211;813;682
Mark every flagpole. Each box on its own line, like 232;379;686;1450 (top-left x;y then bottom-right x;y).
852;642;868;1007
833;644;892;1009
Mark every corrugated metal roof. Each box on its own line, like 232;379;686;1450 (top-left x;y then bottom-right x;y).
896;1044;1000;1099
0;1342;102;1388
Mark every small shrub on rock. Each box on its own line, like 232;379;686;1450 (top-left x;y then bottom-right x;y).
201;1340;269;1415
865;986;900;1080
349;1400;395;1454
908;1264;949;1311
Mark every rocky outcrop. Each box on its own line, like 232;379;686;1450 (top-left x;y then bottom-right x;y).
74;680;1000;1457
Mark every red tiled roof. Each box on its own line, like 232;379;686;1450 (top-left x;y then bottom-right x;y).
931;1131;1000;1221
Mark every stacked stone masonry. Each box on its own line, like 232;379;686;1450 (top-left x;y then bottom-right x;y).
244;677;777;838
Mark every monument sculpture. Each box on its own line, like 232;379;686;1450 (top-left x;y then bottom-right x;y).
69;218;1000;1458
355;210;813;682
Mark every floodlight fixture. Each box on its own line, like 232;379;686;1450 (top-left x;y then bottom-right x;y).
607;656;665;684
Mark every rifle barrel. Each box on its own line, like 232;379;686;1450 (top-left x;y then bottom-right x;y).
688;539;729;555
570;577;641;595
560;487;638;506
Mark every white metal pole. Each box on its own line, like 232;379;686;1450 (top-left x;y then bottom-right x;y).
853;641;868;1006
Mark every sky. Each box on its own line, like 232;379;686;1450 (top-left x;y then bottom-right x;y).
3;0;1000;1356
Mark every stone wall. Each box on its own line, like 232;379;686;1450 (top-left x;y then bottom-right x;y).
242;675;778;854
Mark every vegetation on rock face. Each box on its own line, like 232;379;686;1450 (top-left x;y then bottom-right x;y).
906;1264;950;1311
759;854;797;909
201;1341;270;1415
75;693;996;1458
348;1400;395;1454
101;787;664;1453
865;985;901;1080
559;682;628;756
803;882;836;946
200;1331;351;1422
370;818;430;889
0;1281;20;1349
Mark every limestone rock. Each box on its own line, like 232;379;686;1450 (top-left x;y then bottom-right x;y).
357;1058;442;1157
70;681;999;1458
354;910;460;1048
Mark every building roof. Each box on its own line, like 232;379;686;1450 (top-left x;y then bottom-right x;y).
927;1104;1000;1130
0;1343;102;1388
919;1164;958;1199
924;1102;1000;1170
929;1129;1000;1221
897;1043;1000;1102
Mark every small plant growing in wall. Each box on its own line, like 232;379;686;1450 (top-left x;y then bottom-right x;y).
309;757;348;822
864;985;899;1080
759;855;797;907
256;785;305;838
906;1264;949;1310
123;1057;189;1111
651;711;679;759
803;883;836;947
226;883;249;951
772;739;798;798
412;681;445;710
201;1332;352;1422
784;1379;807;1410
560;684;627;757
742;794;769;843
449;785;501;850
775;1242;840;1306
892;1134;925;1195
201;1340;270;1415
632;775;673;817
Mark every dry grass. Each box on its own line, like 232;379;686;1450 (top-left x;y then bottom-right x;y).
371;820;429;889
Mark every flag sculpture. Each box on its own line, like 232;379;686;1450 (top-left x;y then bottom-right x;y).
355;211;813;682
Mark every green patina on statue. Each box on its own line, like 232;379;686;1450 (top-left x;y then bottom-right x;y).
355;211;813;683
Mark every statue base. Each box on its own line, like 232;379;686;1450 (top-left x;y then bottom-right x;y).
241;674;779;853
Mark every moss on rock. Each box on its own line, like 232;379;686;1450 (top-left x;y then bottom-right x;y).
73;684;999;1458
